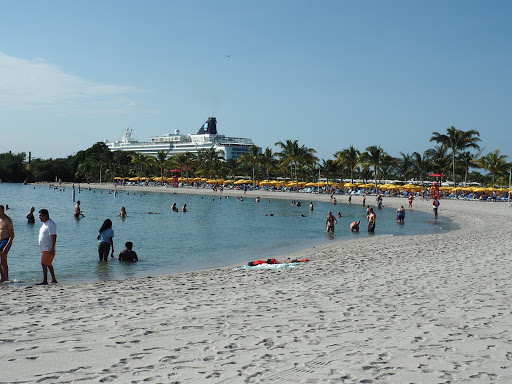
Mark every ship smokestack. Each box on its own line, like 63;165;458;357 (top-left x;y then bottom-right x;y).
197;117;217;134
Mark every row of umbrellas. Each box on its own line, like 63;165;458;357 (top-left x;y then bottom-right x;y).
114;177;510;194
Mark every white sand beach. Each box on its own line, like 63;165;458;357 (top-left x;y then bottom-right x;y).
1;186;511;383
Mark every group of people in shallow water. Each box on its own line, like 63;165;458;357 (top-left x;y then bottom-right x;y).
97;218;138;262
0;199;141;285
0;204;58;285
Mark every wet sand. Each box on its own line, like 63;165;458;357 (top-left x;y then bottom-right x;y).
1;186;511;383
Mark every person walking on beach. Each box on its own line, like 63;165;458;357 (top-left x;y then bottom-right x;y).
26;206;36;224
408;194;414;208
74;201;85;219
97;219;114;261
118;241;138;261
0;205;14;283
368;208;376;233
325;211;337;233
37;209;57;285
433;198;440;218
362;195;366;206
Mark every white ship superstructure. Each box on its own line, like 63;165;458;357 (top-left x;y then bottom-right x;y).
104;117;259;160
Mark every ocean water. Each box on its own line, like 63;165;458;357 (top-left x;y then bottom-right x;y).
0;183;457;284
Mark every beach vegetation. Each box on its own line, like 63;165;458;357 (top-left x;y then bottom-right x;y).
359;145;390;190
333;145;360;183
476;149;510;185
425;145;450;178
260;147;277;182
430;127;481;187
196;147;225;179
275;139;318;188
238;145;263;185
1;127;507;190
151;151;172;182
411;151;432;186
0;152;29;182
396;153;413;183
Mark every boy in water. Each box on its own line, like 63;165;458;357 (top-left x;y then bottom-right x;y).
118;241;138;262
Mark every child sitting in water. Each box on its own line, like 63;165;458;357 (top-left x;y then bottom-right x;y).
118;241;138;262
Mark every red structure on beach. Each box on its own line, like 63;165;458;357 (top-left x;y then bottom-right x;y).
169;169;181;187
429;173;444;199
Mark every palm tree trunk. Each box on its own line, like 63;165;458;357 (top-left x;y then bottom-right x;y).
452;151;456;187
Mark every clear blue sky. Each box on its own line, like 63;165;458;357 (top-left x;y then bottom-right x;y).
0;0;510;162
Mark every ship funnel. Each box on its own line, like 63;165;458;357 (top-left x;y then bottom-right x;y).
197;117;217;135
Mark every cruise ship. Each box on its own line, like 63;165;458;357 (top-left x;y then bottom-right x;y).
104;117;259;160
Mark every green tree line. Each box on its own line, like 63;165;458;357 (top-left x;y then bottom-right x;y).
0;127;510;187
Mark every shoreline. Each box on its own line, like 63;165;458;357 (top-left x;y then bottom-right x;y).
1;185;511;382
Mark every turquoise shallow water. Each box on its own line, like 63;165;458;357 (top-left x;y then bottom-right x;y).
0;183;457;284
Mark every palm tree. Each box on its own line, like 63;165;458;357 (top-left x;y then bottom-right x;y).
183;152;196;180
152;150;172;182
457;150;480;186
425;145;450;177
260;147;276;181
359;145;388;190
238;145;261;185
169;153;190;180
131;153;148;178
333;145;360;183
396;152;413;183
476;149;509;185
197;147;225;178
411;151;431;186
430;126;481;187
275;139;318;188
223;158;240;181
320;159;338;186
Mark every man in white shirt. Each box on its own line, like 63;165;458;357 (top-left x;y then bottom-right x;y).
37;209;57;285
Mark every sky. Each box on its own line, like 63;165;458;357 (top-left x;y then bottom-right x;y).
0;0;511;162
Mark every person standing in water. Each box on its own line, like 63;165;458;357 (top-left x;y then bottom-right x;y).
74;201;85;219
368;207;376;233
37;209;57;285
325;211;337;233
119;207;127;218
396;206;405;223
26;206;36;224
97;219;114;261
0;205;14;283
